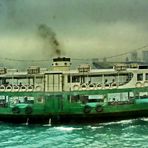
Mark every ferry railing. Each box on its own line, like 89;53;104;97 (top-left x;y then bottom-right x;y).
0;84;43;92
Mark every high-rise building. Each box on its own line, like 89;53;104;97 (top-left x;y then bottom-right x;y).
131;51;138;61
142;51;148;62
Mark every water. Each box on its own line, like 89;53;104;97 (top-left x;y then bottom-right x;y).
0;118;148;148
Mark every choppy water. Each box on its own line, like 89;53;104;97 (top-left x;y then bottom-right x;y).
0;118;148;148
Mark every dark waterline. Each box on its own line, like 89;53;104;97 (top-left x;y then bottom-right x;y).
0;118;148;148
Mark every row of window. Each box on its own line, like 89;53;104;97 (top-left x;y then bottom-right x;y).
68;73;133;84
68;92;148;104
137;73;148;81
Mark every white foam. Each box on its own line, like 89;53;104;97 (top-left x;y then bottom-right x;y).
99;119;133;126
54;126;82;131
140;117;148;121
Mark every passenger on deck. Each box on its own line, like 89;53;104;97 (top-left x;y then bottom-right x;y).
112;98;116;102
19;82;22;87
24;96;28;103
13;99;20;104
111;79;116;86
112;79;115;83
5;82;9;86
88;81;91;84
104;79;108;84
104;79;109;86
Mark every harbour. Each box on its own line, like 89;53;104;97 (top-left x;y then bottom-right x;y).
0;118;148;148
0;0;148;147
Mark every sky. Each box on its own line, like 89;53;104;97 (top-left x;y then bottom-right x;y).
0;0;148;67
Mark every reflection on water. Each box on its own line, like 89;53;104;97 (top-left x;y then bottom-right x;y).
0;118;148;148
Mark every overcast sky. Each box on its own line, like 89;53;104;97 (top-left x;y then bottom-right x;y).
0;0;148;62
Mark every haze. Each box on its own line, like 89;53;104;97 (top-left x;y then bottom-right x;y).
0;0;148;67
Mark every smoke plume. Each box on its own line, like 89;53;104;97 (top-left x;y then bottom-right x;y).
38;24;62;57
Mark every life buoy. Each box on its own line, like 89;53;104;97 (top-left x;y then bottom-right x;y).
143;81;148;87
95;105;103;112
37;97;44;103
20;85;27;91
0;85;5;91
13;85;19;92
73;84;79;90
12;106;20;114
88;84;95;90
111;83;117;89
35;85;42;91
81;83;87;90
104;84;110;89
6;85;12;92
96;84;102;89
25;106;33;114
83;105;92;114
135;82;142;87
27;85;33;92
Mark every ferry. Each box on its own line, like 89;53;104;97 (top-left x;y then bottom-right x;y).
0;57;148;124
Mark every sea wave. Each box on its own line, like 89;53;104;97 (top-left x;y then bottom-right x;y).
0;119;148;148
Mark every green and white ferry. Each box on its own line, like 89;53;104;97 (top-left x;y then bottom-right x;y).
0;57;148;124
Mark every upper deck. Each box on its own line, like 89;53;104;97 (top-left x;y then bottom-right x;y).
0;57;147;92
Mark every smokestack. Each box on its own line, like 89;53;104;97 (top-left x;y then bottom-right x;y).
38;24;61;56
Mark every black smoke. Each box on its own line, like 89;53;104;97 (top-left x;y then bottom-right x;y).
38;24;62;57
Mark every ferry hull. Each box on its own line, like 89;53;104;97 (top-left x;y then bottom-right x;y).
0;105;148;124
0;114;51;124
52;109;148;124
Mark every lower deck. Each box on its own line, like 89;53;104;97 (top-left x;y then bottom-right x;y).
0;87;147;124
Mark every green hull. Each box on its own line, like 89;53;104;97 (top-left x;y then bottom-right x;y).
0;87;148;124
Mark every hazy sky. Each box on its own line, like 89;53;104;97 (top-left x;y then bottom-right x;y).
0;0;148;62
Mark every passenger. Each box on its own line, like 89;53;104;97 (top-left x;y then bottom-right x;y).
104;79;109;86
112;79;115;83
103;95;107;102
104;79;108;84
5;82;9;86
19;82;22;87
24;96;28;103
13;99;20;104
88;81;91;84
111;79;116;86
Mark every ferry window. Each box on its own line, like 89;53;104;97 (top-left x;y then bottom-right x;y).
69;95;89;103
71;95;80;103
129;92;134;99
134;92;139;99
37;96;44;103
9;96;33;104
137;74;143;81
85;76;91;84
108;93;120;101
68;75;70;83
72;76;80;83
84;75;102;84
26;97;34;104
139;92;148;99
104;74;117;85
88;95;104;102
67;75;79;83
67;95;70;102
119;73;133;83
80;95;88;104
0;96;7;107
120;92;128;101
36;78;42;84
146;73;148;80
